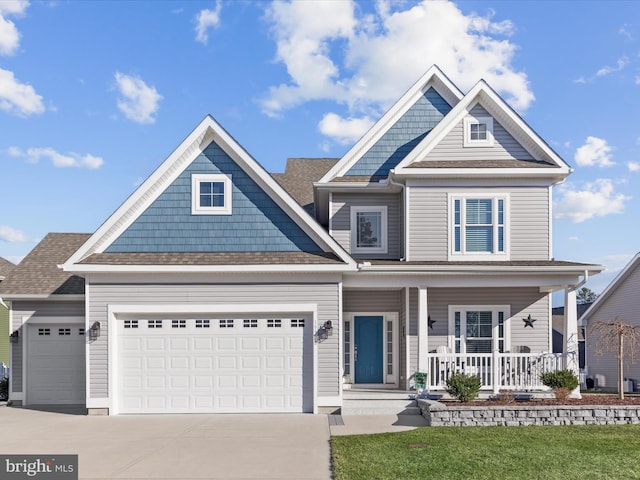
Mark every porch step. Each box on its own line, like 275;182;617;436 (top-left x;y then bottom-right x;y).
342;390;420;415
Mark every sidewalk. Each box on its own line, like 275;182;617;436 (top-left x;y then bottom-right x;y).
329;414;428;436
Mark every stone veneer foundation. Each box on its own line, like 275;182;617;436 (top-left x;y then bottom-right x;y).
417;399;640;427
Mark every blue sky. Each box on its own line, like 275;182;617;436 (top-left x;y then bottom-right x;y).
1;0;639;300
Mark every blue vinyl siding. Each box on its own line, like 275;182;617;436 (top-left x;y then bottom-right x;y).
106;141;323;253
345;87;451;177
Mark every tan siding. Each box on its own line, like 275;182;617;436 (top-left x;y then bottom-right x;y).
88;282;340;399
511;188;549;260
407;188;448;261
408;186;549;261
410;287;550;354
331;193;402;259
426;105;534;162
10;300;85;394
343;290;402;312
586;264;640;389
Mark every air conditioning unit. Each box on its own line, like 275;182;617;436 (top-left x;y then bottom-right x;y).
623;379;635;393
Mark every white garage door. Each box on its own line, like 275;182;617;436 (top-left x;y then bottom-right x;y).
117;316;313;414
27;324;86;405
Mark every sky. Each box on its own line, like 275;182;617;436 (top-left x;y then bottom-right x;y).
1;0;639;302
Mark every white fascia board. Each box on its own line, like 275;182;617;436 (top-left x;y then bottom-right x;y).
395;80;571;173
579;253;640;321
62;115;356;270
356;264;604;275
64;264;356;274
394;167;568;180
318;66;463;183
1;294;85;301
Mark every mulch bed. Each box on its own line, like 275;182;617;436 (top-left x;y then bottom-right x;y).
443;394;640;407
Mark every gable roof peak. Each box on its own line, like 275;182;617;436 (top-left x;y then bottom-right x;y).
318;65;464;183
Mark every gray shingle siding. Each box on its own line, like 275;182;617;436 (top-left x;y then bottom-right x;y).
106;141;322;253
345;88;451;177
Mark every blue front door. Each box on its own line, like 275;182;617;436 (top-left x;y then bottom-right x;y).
354;316;384;384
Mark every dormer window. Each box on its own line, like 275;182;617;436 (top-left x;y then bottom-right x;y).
191;174;232;215
463;116;494;147
351;206;387;254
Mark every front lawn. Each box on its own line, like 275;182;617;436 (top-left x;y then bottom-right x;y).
331;424;640;480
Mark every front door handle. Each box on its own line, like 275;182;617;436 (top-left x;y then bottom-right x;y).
354;344;358;362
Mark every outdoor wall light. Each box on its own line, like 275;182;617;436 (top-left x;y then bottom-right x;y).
9;330;19;344
89;321;101;340
317;321;334;341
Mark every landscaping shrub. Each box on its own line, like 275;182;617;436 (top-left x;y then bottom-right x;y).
0;376;8;401
540;370;579;390
540;370;579;401
445;372;481;402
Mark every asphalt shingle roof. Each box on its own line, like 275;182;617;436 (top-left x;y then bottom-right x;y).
0;257;15;279
272;158;338;212
0;233;90;296
78;251;344;265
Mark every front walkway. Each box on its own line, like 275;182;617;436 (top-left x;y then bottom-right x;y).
0;406;331;479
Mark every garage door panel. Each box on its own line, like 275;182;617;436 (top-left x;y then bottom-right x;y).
28;324;86;405
118;316;311;414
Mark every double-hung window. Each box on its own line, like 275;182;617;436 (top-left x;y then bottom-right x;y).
191;173;232;215
450;194;508;259
450;306;510;354
350;206;387;254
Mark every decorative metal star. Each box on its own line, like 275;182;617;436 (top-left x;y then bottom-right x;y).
428;315;436;330
523;314;536;328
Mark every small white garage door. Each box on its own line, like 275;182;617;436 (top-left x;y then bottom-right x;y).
117;316;313;414
27;324;86;405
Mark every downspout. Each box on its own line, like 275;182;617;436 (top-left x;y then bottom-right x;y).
0;297;7;309
569;270;589;292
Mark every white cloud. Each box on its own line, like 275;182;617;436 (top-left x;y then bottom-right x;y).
596;56;629;77
0;225;30;243
635;76;640;86
554;179;630;223
568;236;580;241
0;67;44;116
114;72;162;124
195;1;221;44
8;146;104;169
318;113;374;145
262;0;534;143
574;136;615;167
628;161;640;172
0;0;27;56
619;24;634;41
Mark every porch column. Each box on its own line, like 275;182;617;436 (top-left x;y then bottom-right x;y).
564;288;581;399
418;287;429;373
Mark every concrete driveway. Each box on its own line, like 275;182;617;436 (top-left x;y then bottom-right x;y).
0;406;331;479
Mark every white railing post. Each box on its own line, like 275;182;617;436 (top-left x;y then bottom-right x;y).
492;350;500;394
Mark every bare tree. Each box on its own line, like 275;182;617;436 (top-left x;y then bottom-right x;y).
590;317;640;399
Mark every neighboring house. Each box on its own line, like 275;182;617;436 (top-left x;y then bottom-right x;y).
0;66;603;414
551;303;592;368
0;256;16;368
580;253;640;391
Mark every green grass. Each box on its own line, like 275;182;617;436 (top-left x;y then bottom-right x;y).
331;424;640;480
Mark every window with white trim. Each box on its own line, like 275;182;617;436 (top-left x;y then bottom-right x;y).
450;306;510;354
463;116;494;147
450;194;508;259
191;173;232;215
350;206;387;254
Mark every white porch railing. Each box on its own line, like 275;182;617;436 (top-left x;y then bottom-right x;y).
425;352;574;393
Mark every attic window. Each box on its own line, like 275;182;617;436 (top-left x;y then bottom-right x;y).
191;174;232;215
463;116;494;147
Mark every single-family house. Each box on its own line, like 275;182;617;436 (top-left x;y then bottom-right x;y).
0;256;16;370
0;66;603;414
580;253;640;391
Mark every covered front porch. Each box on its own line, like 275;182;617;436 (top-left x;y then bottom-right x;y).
341;262;601;398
